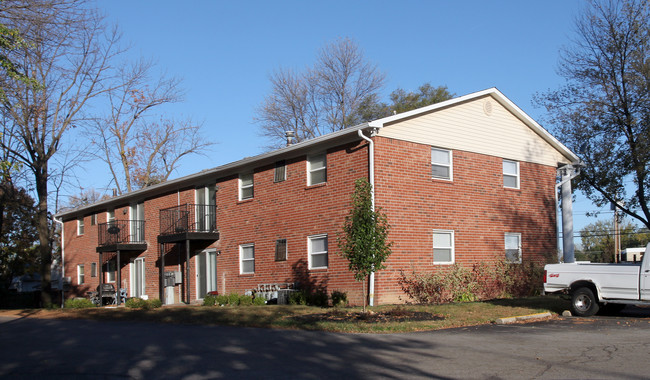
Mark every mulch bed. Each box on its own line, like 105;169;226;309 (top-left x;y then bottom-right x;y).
291;309;444;323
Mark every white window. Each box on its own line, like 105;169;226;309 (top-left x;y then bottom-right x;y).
239;172;254;200
130;202;145;242
196;185;216;232
503;159;519;189
90;214;97;226
77;265;85;285
240;244;255;274
431;148;452;180
433;230;455;264
107;210;115;224
505;233;522;263
308;234;328;269
77;217;85;235
274;160;286;183
307;153;327;186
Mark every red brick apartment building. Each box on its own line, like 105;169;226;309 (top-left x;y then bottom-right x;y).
55;88;578;306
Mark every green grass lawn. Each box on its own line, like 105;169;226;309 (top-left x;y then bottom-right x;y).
3;296;571;333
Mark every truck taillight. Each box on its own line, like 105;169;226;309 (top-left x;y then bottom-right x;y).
543;270;547;283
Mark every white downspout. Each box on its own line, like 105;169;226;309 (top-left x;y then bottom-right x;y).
358;128;376;306
53;215;64;308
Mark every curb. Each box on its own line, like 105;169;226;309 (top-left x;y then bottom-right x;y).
495;312;553;325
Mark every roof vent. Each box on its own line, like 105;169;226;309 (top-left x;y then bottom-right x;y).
285;131;295;146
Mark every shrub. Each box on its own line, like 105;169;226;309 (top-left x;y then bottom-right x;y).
289;290;308;305
253;296;266;306
216;295;229;306
227;293;240;305
125;297;147;309
238;295;253;306
147;298;163;309
309;290;329;307
65;298;95;309
331;290;348;307
203;294;217;306
398;261;545;304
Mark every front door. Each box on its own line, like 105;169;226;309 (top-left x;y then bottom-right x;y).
130;258;145;298
196;249;217;299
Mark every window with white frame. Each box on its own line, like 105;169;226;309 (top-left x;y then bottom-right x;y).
91;262;97;277
240;244;255;274
505;233;522;263
106;260;116;283
77;265;85;284
239;172;254;200
90;214;97;226
431;148;452;180
274;160;286;183
77;217;85;235
308;234;328;269
433;230;455;264
503;159;519;189
307;153;327;186
275;238;287;261
107;210;115;225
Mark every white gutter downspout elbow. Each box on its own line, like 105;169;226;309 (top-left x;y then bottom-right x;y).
53;215;64;308
358;128;376;306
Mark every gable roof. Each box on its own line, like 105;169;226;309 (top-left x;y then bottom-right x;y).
55;87;577;219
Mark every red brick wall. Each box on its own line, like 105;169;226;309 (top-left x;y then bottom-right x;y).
62;135;558;306
372;136;558;304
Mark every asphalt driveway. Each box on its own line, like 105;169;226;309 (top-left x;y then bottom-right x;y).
1;308;649;379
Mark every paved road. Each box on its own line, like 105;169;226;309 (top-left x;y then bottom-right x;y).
1;308;650;379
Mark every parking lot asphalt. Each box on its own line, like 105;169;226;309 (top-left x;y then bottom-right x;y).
1;307;649;379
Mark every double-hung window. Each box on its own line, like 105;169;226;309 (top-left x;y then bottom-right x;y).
308;234;328;269
239;172;254;200
307;153;327;186
275;238;287;261
274;160;286;183
77;217;85;235
77;265;85;284
503;159;519;189
505;233;522;263
431;148;452;180
433;230;454;264
240;244;255;274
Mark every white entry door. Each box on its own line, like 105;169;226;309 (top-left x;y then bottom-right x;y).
641;244;650;301
130;258;145;298
196;249;217;299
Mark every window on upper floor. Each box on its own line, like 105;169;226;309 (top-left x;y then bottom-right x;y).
239;172;254;201
505;233;522;263
90;214;97;226
503;159;520;189
77;265;85;285
307;153;327;186
240;243;255;274
107;210;115;225
431;147;452;180
433;230;455;265
308;234;328;269
274;160;286;183
275;238;287;261
77;217;85;236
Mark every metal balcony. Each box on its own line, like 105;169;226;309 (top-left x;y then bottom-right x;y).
158;204;219;243
96;220;147;252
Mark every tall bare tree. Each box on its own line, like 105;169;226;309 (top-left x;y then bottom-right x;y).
0;0;123;305
536;0;650;230
256;37;385;147
89;60;213;195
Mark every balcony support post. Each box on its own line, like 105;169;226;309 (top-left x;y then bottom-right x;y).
185;240;191;304
99;252;104;303
116;249;121;305
160;243;165;304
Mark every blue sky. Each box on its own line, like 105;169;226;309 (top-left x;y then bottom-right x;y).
84;1;618;237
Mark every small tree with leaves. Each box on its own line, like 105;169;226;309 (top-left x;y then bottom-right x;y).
338;178;392;312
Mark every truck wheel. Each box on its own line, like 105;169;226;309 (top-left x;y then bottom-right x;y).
571;287;599;317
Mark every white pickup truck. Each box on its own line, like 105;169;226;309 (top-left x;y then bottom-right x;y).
544;243;650;316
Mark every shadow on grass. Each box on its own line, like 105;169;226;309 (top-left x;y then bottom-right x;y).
486;296;570;314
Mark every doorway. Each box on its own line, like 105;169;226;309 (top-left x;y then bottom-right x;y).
196;249;217;299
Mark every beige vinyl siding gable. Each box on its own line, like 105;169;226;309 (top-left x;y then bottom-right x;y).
376;95;571;167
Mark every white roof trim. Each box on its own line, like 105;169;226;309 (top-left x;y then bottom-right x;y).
368;87;578;163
